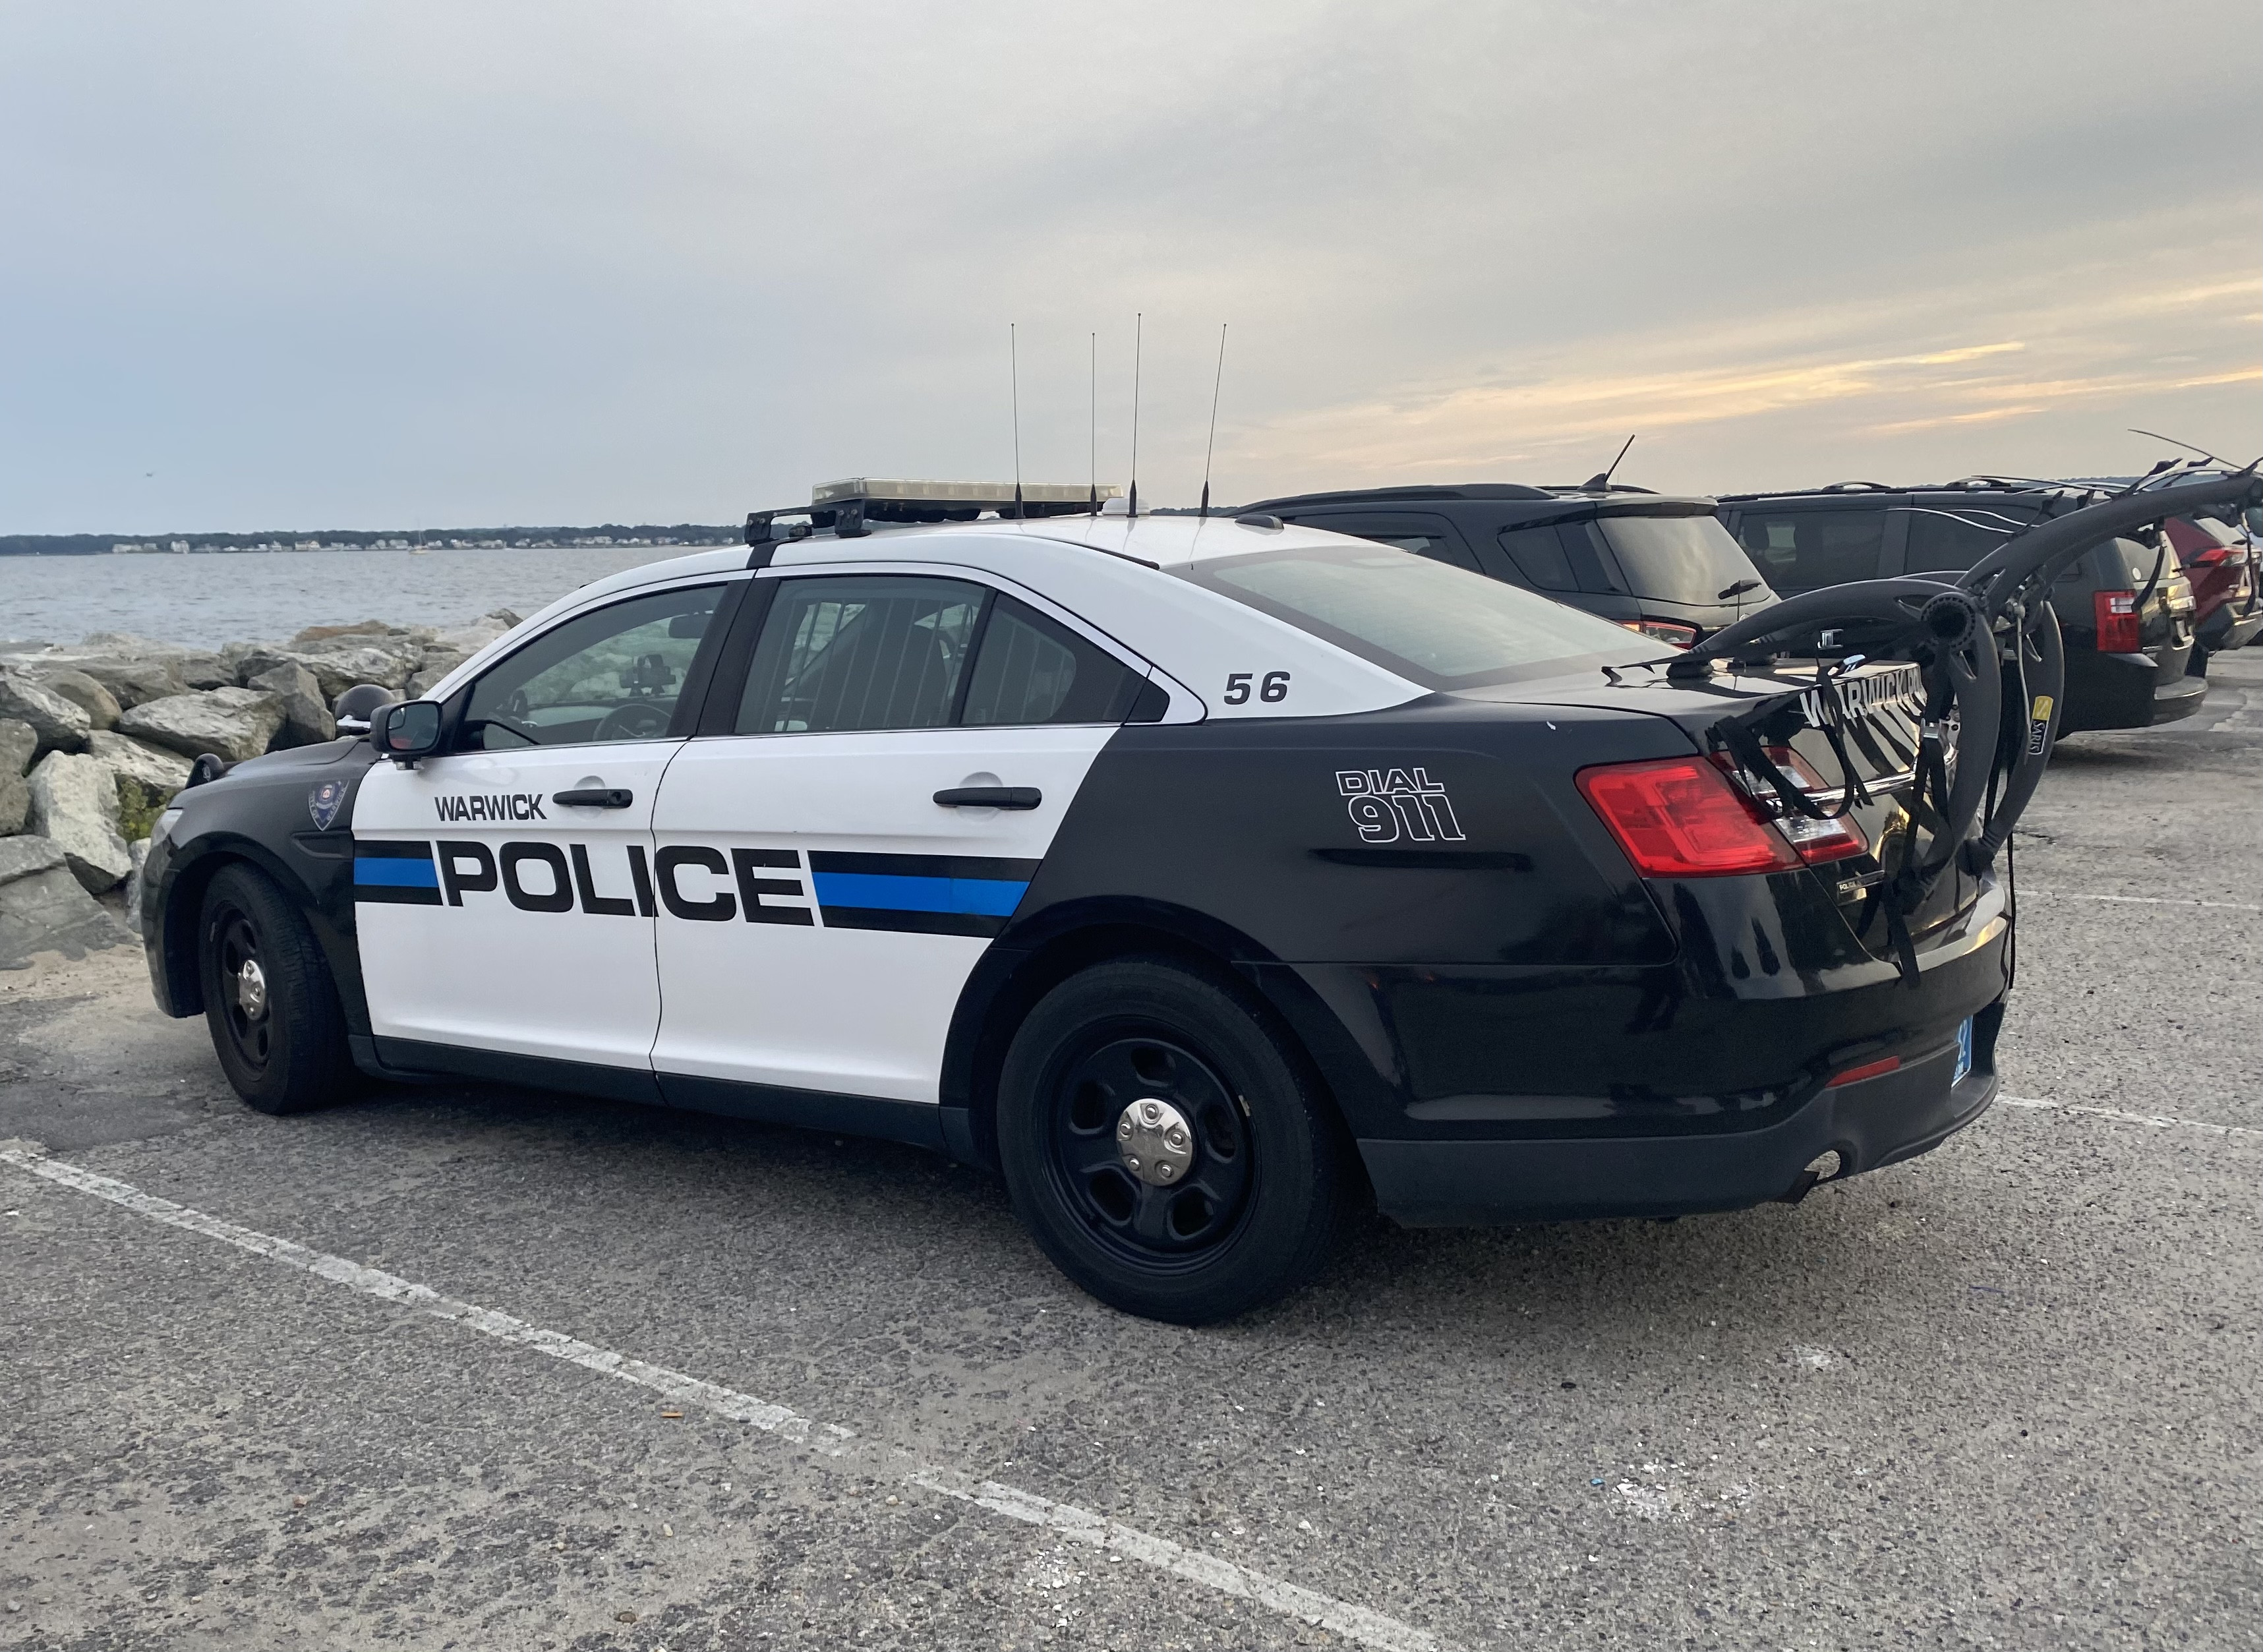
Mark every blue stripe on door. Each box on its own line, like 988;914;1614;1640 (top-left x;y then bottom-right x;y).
355;856;440;888
809;871;1027;918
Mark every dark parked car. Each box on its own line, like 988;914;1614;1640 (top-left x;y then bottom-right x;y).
1717;481;2202;735
1239;483;1777;647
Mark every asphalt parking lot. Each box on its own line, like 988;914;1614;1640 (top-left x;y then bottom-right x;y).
3;653;2256;1652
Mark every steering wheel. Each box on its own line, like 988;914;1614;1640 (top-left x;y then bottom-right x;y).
594;700;672;742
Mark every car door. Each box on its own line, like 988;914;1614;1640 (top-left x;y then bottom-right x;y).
351;577;736;1084
649;569;1152;1121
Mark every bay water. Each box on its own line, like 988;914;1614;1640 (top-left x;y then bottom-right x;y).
0;545;713;652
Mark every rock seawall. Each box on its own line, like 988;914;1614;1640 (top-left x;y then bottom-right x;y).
0;609;518;967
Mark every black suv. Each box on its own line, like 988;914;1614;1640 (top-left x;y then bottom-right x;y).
1717;481;2203;734
1239;483;1777;646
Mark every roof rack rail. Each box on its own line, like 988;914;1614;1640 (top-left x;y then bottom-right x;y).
1541;483;1658;496
1239;483;1555;510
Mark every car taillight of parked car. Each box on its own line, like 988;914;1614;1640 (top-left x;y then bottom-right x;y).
2093;589;2141;652
1576;748;1867;877
1618;618;1699;648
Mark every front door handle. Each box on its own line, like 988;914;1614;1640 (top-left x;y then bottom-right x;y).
934;786;1042;810
554;787;634;809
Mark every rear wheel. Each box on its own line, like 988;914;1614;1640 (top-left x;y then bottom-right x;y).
197;864;357;1115
997;958;1346;1324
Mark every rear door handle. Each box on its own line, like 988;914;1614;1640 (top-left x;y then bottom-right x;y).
554;787;634;809
933;786;1042;810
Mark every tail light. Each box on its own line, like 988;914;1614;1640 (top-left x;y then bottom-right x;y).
2093;590;2140;652
1619;618;1699;647
2188;545;2230;568
1577;758;1800;877
1712;746;1869;865
1579;747;1873;879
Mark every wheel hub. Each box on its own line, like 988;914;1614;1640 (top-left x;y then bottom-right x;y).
1115;1098;1195;1187
235;957;268;1020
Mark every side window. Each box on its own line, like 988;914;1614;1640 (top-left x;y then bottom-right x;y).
461;583;724;750
1906;506;2036;574
1496;525;1578;591
1731;510;1885;594
736;575;986;734
962;595;1143;726
1292;515;1483;575
1359;533;1481;574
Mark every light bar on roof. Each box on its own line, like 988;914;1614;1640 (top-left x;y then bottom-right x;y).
812;478;1122;506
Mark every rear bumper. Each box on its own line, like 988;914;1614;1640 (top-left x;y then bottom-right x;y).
2059;649;2204;731
2203;608;2263;651
1359;1017;1999;1224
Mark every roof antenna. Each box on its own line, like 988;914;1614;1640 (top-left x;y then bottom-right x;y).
1128;312;1143;520
1010;322;1025;519
1584;434;1635;493
1088;330;1098;516
1199;323;1228;518
2131;428;2228;467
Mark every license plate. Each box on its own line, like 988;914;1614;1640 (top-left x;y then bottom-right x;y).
1954;1017;1974;1084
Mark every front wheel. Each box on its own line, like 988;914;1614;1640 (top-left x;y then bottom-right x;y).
197;864;357;1115
996;958;1347;1324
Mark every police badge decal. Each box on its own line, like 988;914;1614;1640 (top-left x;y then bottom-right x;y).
308;779;349;831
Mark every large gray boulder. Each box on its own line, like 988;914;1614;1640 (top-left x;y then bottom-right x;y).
87;730;193;795
237;639;423;699
36;668;122;732
26;751;133;893
246;663;336;748
0;837;131;968
90;732;192;842
0;769;24;836
64;635;227;697
179;652;235;690
0;668;92;753
116;687;285;763
0;719;32;778
71;655;188;709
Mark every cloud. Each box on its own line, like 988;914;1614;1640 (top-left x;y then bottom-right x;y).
0;0;2256;529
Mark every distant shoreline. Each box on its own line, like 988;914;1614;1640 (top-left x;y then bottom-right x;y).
0;525;740;557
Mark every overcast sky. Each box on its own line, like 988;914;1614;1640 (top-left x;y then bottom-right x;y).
2;0;2255;533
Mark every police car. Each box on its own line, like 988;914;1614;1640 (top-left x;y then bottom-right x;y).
140;479;2006;1323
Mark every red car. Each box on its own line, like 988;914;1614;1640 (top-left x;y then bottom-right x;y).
2164;514;2262;675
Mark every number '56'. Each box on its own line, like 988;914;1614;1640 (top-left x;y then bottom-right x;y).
1223;671;1291;705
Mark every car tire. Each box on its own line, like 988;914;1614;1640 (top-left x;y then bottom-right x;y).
197;864;357;1115
996;957;1347;1325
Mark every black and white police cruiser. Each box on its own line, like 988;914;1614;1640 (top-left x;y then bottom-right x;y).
140;477;2006;1323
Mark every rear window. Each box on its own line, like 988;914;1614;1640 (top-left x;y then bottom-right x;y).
1181;542;1645;689
1732;509;1886;593
1596;512;1769;606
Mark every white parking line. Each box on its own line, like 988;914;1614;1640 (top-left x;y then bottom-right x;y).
1997;1096;2262;1138
0;1145;1447;1652
2015;889;2262;913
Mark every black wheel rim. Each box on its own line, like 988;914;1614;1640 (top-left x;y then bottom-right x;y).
1042;1030;1254;1271
211;904;272;1074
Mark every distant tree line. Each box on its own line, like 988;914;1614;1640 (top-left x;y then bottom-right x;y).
0;525;742;556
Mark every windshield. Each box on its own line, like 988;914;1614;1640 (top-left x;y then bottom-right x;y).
1597;512;1773;606
1183;542;1647;689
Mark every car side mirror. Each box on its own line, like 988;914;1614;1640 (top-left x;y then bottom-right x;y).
375;700;444;765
